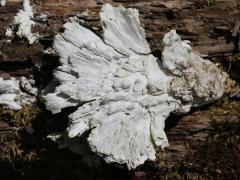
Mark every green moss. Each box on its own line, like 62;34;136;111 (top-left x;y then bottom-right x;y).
0;106;42;175
0;106;41;128
210;99;240;131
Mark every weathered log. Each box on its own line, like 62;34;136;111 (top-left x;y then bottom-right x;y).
0;121;12;135
0;0;240;176
1;0;240;66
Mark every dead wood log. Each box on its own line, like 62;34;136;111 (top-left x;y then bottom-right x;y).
0;0;240;170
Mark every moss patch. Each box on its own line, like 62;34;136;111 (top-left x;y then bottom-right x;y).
0;105;40;128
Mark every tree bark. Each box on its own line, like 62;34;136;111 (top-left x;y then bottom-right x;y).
0;0;240;172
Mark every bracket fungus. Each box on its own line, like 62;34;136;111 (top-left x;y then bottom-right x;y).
6;0;38;44
0;77;37;110
42;4;226;169
0;0;6;6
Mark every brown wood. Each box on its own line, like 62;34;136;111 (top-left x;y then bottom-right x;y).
0;121;13;135
0;0;240;171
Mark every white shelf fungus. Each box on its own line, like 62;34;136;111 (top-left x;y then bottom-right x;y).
0;77;37;110
0;0;6;6
41;4;226;169
6;0;38;44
